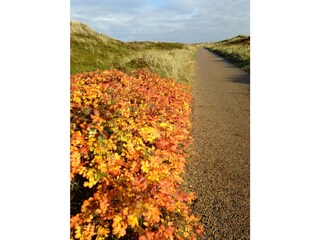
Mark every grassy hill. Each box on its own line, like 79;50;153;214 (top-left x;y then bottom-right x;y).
203;35;250;72
71;21;134;74
71;21;196;83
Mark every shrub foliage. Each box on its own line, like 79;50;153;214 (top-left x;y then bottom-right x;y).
70;69;203;240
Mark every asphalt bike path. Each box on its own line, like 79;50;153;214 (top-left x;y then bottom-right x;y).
185;47;250;239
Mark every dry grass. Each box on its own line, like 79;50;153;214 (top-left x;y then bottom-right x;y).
70;21;197;83
204;35;250;72
130;47;197;83
71;21;116;46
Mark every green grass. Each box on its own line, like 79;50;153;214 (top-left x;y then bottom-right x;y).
71;21;196;83
70;22;134;74
203;35;250;72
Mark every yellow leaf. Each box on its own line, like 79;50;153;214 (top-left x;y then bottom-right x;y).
114;153;120;160
159;122;167;128
75;226;82;239
141;161;149;173
127;214;139;228
97;226;109;237
83;182;89;187
112;215;127;238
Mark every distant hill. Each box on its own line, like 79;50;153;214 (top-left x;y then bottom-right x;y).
71;21;117;44
215;35;250;45
203;35;250;72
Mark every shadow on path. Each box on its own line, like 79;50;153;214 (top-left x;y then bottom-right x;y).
206;51;250;85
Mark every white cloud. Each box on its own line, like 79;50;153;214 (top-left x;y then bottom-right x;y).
71;0;250;43
92;16;133;24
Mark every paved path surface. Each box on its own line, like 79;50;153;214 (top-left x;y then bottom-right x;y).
185;47;250;239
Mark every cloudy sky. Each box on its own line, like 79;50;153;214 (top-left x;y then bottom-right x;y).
71;0;249;43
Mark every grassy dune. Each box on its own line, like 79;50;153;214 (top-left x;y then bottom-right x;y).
70;22;133;74
71;21;196;83
204;35;250;72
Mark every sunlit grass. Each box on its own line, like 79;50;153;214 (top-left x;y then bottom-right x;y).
130;47;196;83
204;35;250;72
71;21;197;83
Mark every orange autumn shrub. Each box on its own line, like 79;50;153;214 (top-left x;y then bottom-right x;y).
70;69;203;240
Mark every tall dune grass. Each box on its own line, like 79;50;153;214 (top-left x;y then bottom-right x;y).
204;35;250;72
71;21;197;84
130;47;197;83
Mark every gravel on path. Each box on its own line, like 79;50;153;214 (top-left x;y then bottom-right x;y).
185;47;250;239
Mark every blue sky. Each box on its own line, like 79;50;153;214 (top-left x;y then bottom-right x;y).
71;0;250;43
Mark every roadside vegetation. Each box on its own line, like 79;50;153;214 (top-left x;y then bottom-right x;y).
129;47;196;84
203;35;250;72
70;21;204;239
71;21;196;83
70;69;204;240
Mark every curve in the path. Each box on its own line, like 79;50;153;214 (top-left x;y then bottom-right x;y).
185;47;250;239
